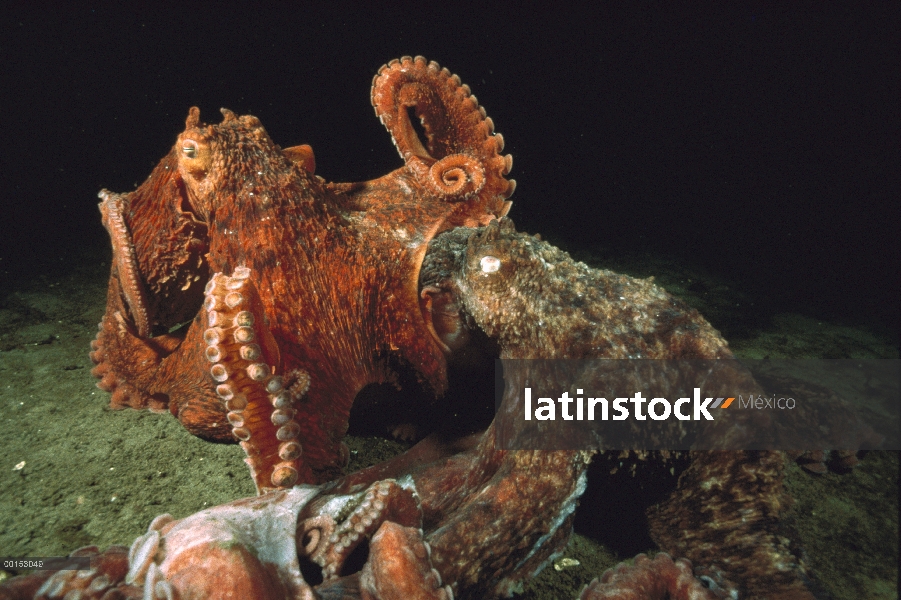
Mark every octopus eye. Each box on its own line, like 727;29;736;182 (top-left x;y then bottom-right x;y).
480;255;501;274
182;141;198;158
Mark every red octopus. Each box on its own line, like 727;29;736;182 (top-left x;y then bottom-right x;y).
89;56;515;490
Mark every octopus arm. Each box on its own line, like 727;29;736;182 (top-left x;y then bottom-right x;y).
371;55;515;224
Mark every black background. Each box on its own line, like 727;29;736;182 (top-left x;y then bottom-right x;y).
2;3;898;334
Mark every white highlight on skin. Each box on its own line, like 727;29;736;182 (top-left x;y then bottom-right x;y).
480;255;501;273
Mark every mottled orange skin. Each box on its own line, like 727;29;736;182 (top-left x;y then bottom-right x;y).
90;57;514;485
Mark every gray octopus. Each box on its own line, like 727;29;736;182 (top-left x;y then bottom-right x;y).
417;217;877;599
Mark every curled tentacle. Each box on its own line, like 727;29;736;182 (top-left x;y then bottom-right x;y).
372;55;515;222
297;514;336;559
300;480;422;581
425;154;486;200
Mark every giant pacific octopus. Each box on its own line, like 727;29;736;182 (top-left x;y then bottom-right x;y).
5;58;879;600
89;56;516;490
1;220;881;599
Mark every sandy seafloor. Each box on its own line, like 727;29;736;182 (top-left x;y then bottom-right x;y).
0;242;897;600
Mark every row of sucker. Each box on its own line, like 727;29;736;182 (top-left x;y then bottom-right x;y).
125;513;173;586
371;56;516;215
203;266;308;492
98;189;152;338
122;513;178;599
33;557;125;600
309;481;401;580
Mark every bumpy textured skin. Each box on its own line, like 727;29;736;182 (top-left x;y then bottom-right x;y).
420;219;734;361
413;442;591;598
419;219;829;600
89;56;514;487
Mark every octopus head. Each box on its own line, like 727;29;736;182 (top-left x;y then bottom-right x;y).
463;218;518;289
458;218;536;339
176;107;279;222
